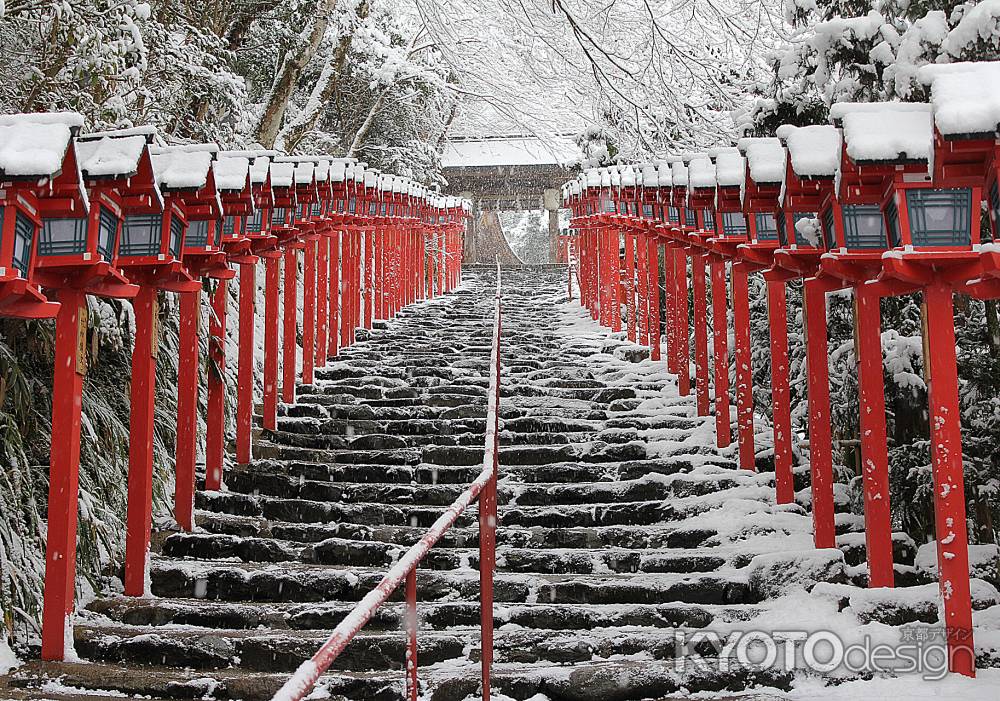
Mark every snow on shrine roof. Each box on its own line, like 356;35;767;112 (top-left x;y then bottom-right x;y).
918;61;1000;136
150;144;218;190
75;133;148;178
670;159;689;187
441;136;579;168
737;138;786;184
714;149;746;188
688;155;716;188
838;103;933;164
212;154;251;191
785;125;842;177
270;162;296;188
0;116;78;178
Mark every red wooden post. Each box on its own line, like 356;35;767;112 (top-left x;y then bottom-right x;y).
663;244;676;370
625;233;636;342
282;247;298;404
711;258;731;448
599;228;610;328
767;279;794;504
732;265;755;470
405;568;419;701
205;279;227;491
611;229;621;333
41;289;86;660
236;260;256;465
638;236;648;346
676;248;690;396
124;286;158;596
302;238;316;385
647;238;661;361
804;278;836;548
923;282;975;676
175;289;200;531
437;230;445;302
692;253;710;416
328;233;340;359
316;235;328;368
855;285;894;587
262;253;281;430
365;230;374;326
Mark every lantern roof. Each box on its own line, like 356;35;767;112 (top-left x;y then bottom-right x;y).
364;169;379;188
737;137;786;184
688;154;716;189
213;154;252;192
657;162;672;188
834;102;933;165
76;130;152;180
638;163;658;187
0;113;82;179
670;159;689;187
150;144;219;190
270;161;296;188
918;61;1000;138
620;165;636;187
784;125;842;178
329;158;357;183
293;161;315;185
714;149;745;188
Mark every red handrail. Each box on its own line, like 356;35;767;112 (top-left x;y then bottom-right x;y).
272;265;502;701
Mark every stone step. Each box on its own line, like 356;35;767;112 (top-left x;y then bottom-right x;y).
161;531;734;574
149;559;753;606
191;513;719;550
86;596;756;633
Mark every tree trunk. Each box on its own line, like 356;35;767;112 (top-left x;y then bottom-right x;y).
463;210;522;265
254;0;339;148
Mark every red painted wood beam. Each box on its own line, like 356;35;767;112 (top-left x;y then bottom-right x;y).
316;236;328;369
676;248;691;396
175;289;200;531
767;279;794;504
205;279;227;490
282;247;298;404
262;252;281;431
692;253;710;416
711;258;731;448
302;237;317;385
236;260;257;465
732;265;755;470
804;278;836;549
855;283;895;588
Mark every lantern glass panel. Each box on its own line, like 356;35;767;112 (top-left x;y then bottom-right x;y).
349;197;357;214
821;207;837;249
754;213;779;242
840;204;887;250
990;180;1000;235
369;201;377;216
312;202;323;217
702;210;715;232
776;211;788;247
245;210;262;235
685;208;698;228
187;220;211;247
121;215;161;257
39;217;87;256
642;204;654;219
97;206;118;261
168;215;184;258
668;206;680;224
270;208;287;227
905;188;972;247
617;201;628;215
721;212;747;237
885;199;901;248
11;210;32;276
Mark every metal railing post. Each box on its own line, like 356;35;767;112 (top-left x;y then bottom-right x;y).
405;569;418;701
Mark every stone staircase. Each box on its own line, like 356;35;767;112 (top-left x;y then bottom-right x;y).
6;266;996;700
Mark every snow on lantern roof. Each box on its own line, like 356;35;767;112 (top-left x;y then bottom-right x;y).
270;161;296;188
0;117;77;178
75;133;148;179
738;137;786;184
248;155;273;185
292;161;315;185
829;101;931;124
150;144;218;190
81;125;156;141
220;148;279;159
715;149;745;188
918;61;1000;137
640;163;658;187
364;169;378;188
688;155;716;189
785;125;842;177
585;168;601;188
330;161;348;183
212;155;251;191
775;124;797;142
600;169;612;188
0;111;85;129
610;167;622;187
657;162;673;188
621;165;636;187
313;159;331;182
671;159;689;187
838;103;933;164
707;146;739;159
